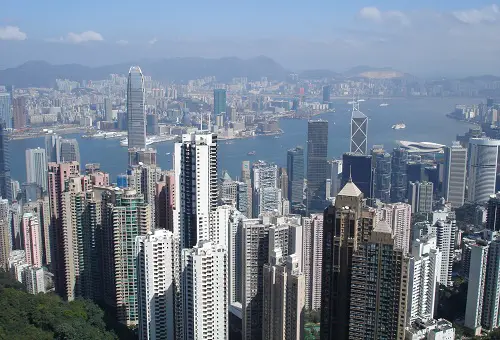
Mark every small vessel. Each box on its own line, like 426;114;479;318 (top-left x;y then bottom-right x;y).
358;99;366;102
392;123;406;130
225;141;234;145
165;152;170;155
380;103;389;107
347;100;356;105
274;136;280;139
247;151;256;156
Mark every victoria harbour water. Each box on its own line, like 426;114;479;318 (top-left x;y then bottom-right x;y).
10;97;480;183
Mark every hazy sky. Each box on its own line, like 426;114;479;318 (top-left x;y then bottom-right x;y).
1;1;499;76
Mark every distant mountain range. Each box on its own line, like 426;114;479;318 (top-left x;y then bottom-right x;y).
0;57;420;88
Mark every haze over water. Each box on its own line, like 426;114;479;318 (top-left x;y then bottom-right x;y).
10;97;479;183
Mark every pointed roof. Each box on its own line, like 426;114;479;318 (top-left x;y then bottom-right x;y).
337;180;363;197
222;170;232;182
373;220;392;234
352;109;367;119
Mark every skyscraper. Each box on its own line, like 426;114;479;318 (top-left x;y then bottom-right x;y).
350;101;368;155
320;180;376;340
12;96;27;129
174;132;218;249
26;148;47;192
252;161;280;217
328;159;343;197
279;167;289;202
181;241;228;340
468;138;500;204
377;203;412;254
307;120;328;211
104;97;113;122
127;66;146;149
136;229;178;340
487;193;500;232
465;241;489;334
302;213;323;311
408;181;434;214
241;161;253;219
348;221;408;339
391;147;408;203
60;139;80;164
214;89;227;122
0;123;11;202
435;219;457;287
287;146;304;207
22;212;42;268
443;142;467;208
322;85;331;104
45;133;61;163
341;153;373;199
0;93;12;129
372;147;391;203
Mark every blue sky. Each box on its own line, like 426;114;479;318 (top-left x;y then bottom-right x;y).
1;1;500;75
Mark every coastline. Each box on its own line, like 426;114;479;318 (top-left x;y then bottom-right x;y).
446;113;480;126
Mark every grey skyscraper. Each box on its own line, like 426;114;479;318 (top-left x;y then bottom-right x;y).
104;98;113;121
127;66;146;149
0;93;11;129
322;85;331;104
391;147;408;202
0;124;11;202
287;146;304;207
25;148;47;192
60;139;80;164
443;142;467;208
214;89;227;122
307;120;328;211
468;138;500;204
45;134;61;163
350;101;368;155
372;146;391;203
408;181;433;214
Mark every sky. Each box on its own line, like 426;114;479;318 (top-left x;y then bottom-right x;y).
1;1;500;76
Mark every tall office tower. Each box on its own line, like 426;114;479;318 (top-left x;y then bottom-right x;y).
322;85;331;104
0;218;10;269
372;147;392;203
407;161;426;183
341;153;373;199
408;181;433;214
241;161;253;218
468;138;500;204
136;229;178;340
279;167;289;203
377;203;412;254
350;101;368;155
128;147;157;167
25;147;48;192
390;147;408;203
47;161;80;297
306;120;328;211
155;171;175;231
320;180;376;340
435;219;457;286
443;142;467;207
0;123;11;202
181;241;228;340
214;89;227;122
174;132;218;249
45;133;61;163
262;253;305;340
287;146;304;207
0;93;12;128
349;221;409;339
407;235;442;323
302;213;323;311
22;212;42;268
60;139;80;164
328;159;343;197
104;97;113;121
127;66;146;149
465;241;489;334
12;96;27;129
487;193;500;232
113;189;152;326
252;161;279;217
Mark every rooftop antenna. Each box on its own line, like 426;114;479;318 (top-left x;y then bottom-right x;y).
349;165;353;183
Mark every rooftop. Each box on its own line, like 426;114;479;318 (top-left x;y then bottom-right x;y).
337;180;362;197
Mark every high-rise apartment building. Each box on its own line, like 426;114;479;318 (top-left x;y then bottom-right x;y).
0;93;12;129
0;218;10;270
0;123;11;202
174;132;218;249
465;241;489;334
307;120;328;211
60;138;80;164
155;171;175;231
372;147;391;203
468;138;500;204
487;193;500;232
443;142;467;208
391;148;408;203
302;213;323;311
348;221;408;339
287;146;304;207
228;208;245;304
407;235;442;323
26;147;47;192
22;212;42;268
320;180;376;340
128;163;162;227
136;229;179;340
435;219;457;287
252;161;279;217
127;66;146;149
241;161;253;218
181;241;228;340
377;203;412;254
350;101;368;155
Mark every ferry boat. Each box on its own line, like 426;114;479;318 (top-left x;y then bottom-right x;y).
380;102;389;107
392;123;406;130
247;151;256;156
